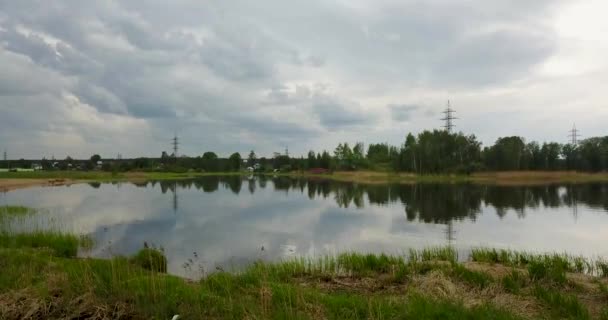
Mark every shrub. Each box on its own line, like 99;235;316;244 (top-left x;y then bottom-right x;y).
131;248;168;273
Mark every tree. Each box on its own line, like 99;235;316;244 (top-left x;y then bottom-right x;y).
228;152;242;171
90;154;101;163
247;150;257;167
307;150;317;169
484;136;526;171
201;152;219;172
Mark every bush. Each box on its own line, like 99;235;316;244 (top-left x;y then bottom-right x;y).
131;248;168;273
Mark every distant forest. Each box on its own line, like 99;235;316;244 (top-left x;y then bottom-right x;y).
2;130;607;173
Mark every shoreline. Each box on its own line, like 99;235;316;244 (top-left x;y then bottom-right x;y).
1;170;608;192
279;170;608;185
0;240;607;319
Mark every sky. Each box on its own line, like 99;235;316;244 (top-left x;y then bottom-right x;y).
0;0;607;159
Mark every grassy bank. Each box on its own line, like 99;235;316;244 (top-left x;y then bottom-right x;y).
282;170;608;185
0;171;247;191
1;231;608;319
2;170;608;190
0;171;231;181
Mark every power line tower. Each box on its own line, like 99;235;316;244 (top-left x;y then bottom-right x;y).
285;146;289;157
172;134;179;158
441;100;458;132
2;149;6;162
568;123;581;146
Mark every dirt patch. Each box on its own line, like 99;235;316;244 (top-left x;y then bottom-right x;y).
0;289;135;320
297;274;405;294
463;261;522;278
410;270;544;319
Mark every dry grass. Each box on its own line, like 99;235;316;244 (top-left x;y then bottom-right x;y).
286;170;608;185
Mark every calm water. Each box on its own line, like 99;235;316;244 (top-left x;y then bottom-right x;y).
2;176;608;277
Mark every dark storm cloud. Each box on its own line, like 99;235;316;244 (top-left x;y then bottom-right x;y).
0;0;574;158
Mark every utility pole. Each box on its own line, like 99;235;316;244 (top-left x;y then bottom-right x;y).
172;134;179;159
441;100;458;133
568;123;581;146
2;149;6;169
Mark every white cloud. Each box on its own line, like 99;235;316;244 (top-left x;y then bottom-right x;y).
0;0;606;159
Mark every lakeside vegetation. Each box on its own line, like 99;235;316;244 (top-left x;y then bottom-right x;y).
2;131;607;176
2;236;608;319
1;207;607;319
2;170;608;190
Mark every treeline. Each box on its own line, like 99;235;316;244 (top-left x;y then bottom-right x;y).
2;130;606;173
302;130;607;173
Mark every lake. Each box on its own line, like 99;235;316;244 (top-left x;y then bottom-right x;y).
2;176;608;277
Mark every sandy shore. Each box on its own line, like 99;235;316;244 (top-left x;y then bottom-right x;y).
0;179;74;192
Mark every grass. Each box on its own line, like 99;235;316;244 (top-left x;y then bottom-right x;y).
409;246;458;264
4;170;608;188
533;286;590;319
0;231;88;258
451;263;494;288
0;170;231;180
281;170;608;185
1;227;607;320
0;205;37;217
471;248;600;276
502;270;527;294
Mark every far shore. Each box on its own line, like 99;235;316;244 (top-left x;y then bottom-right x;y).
1;170;608;192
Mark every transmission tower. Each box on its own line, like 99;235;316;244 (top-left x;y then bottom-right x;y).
440;100;458;132
285;146;289;157
172;134;179;158
2;149;6;162
568;123;581;146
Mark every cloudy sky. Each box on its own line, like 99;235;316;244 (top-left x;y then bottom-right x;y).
1;0;607;159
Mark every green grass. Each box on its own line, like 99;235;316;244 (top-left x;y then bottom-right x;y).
527;259;567;285
533;286;590;319
130;247;168;273
471;248;597;275
0;231;88;257
409;246;458;264
0;170;125;180
0;170;247;182
598;281;608;301
0;205;37;217
2;230;606;320
451;263;494;288
0;247;528;320
502;269;527;294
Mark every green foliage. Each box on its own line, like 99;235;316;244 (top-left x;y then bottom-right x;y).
403;294;522;320
527;260;567;284
0;206;36;217
502;270;526;294
471;248;596;275
598;281;608;300
451;264;493;288
336;252;406;274
533;286;590;319
228;152;242;171
391;130;483;174
200;152;219;172
130;247;168;273
597;260;608;278
409;246;458;264
0;232;84;258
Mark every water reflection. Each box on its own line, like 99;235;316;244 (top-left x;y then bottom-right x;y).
149;177;608;223
2;176;607;278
